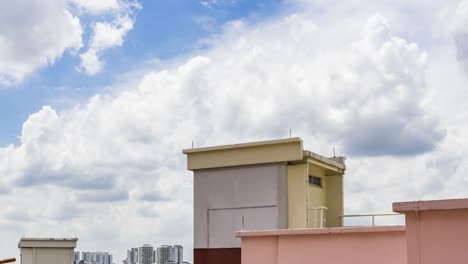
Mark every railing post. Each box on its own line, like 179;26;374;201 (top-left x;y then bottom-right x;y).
372;215;375;226
320;207;324;228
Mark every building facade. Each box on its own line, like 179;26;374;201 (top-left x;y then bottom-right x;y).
19;238;78;264
155;245;184;264
172;245;183;263
138;244;153;264
80;251;113;264
127;248;138;264
183;137;345;264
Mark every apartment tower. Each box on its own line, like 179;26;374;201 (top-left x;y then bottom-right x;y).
138;244;153;264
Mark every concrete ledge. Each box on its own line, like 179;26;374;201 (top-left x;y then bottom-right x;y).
183;138;302;154
236;226;405;237
18;238;78;248
183;138;304;170
393;198;468;213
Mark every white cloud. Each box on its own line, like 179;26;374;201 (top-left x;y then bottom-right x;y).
79;50;104;75
68;0;141;14
0;0;83;86
68;0;121;14
79;16;134;75
0;0;140;86
200;0;240;8
452;1;468;75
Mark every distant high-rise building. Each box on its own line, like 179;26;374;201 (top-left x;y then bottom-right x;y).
74;252;81;264
154;245;184;264
171;246;183;264
155;246;171;264
139;244;153;264
127;248;138;264
80;251;113;264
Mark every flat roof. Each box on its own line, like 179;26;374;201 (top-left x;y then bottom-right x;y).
183;137;303;154
19;238;78;241
18;238;78;248
304;150;345;170
236;226;405;237
393;198;468;212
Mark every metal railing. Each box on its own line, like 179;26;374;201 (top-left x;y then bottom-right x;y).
309;206;328;228
341;213;402;226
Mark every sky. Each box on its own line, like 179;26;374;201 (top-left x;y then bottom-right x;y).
1;0;468;262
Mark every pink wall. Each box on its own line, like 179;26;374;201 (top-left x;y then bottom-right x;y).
238;198;468;264
394;198;468;264
238;226;407;264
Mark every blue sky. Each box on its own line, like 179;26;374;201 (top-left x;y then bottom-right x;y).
2;0;468;262
0;0;283;146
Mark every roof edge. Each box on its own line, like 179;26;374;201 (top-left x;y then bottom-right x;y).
183;137;302;154
393;198;468;213
236;226;405;237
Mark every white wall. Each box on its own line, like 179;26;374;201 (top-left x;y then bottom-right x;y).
194;163;288;248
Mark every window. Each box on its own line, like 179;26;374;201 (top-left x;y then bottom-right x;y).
308;175;322;188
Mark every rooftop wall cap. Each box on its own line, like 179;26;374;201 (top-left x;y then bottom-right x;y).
18;238;78;249
393;198;468;213
235;226;405;237
19;238;78;241
304;150;346;170
182;137;303;154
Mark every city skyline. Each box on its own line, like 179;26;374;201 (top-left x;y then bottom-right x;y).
73;244;188;264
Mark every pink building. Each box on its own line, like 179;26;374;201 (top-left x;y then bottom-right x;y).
238;198;468;264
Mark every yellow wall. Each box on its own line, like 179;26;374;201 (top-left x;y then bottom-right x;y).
326;174;344;227
20;248;74;264
287;164;308;229
305;164;344;228
184;138;303;170
307;164;326;228
288;163;344;228
21;248;33;264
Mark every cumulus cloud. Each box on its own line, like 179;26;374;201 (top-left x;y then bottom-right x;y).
138;192;169;202
0;0;82;86
1;7;443;222
5;208;31;222
79;16;135;75
452;1;468;75
68;0;141;14
77;190;129;203
0;0;140;86
68;0;121;14
200;0;240;8
138;205;160;218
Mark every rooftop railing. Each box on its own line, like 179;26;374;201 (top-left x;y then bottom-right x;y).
309;206;328;228
342;213;403;226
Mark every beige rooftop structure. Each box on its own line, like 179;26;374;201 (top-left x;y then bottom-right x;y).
183;137;346;264
18;238;77;264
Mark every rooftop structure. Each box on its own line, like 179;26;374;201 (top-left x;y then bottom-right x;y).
18;238;77;264
183;137;345;264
